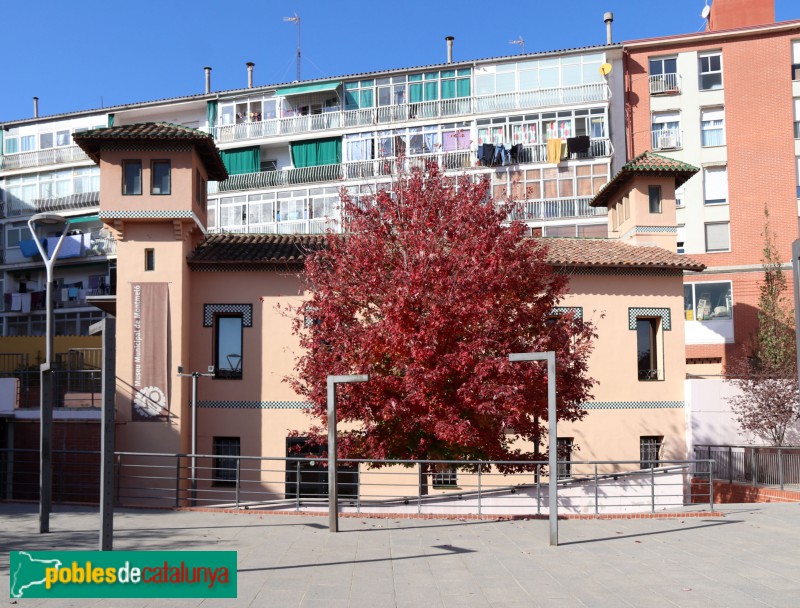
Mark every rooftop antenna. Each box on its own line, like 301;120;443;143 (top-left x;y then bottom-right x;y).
283;13;301;81
509;36;525;54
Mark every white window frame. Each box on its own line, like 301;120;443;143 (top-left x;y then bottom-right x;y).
675;186;685;208
792;40;800;80
677;224;686;254
794;99;800;139
651;112;681;150
700;107;725;147
704;222;730;253
685;281;733;322
703;165;728;205
699;52;723;91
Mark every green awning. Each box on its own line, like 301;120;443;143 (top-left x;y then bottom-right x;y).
69;214;100;224
275;80;342;96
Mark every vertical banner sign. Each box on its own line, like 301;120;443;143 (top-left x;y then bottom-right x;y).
131;283;169;421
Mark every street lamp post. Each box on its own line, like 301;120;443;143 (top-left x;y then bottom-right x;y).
177;366;215;506
509;351;558;546
327;374;369;532
28;212;70;534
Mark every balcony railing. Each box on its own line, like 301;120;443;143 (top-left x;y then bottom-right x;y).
651;128;682;151
508;197;606;221
649;73;681;95
0;145;90;171
209;217;337;236
211;141;611;194
34;191;100;213
213;82;611;143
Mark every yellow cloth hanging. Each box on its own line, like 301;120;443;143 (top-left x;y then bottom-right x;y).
547;139;562;164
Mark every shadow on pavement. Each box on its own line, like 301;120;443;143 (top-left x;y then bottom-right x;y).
560;518;742;546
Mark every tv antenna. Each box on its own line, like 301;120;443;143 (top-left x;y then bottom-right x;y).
283;13;301;81
509;36;525;54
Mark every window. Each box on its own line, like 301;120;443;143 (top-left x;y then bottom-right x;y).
648;186;662;214
144;248;155;271
4;137;18;154
376;75;407;107
701;107;725;147
432;466;458;488
21;135;35;152
792;40;800;80
794;99;800;139
122;160;142;195
285;437;358;499
636;317;663;381
651;112;681;150
675;186;685;208
557;438;574;480
151;160;171;195
214;315;243;379
703;166;728;205
677;225;686;254
699;53;722;90
684;281;733;321
705;222;730;252
797;157;800;198
344;80;375;110
213;437;240;486
648;56;679;94
39;133;53;149
640;436;663;469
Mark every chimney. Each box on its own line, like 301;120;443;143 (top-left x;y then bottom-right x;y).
446;36;454;64
204;67;212;94
33;97;39;118
708;0;774;32
246;62;255;88
604;12;614;45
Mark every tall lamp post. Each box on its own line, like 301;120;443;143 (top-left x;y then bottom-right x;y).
327;374;369;532
177;365;215;505
509;351;558;546
28;212;69;534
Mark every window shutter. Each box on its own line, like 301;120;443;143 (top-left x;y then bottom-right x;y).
701;107;724;123
705;223;729;251
704;166;728;202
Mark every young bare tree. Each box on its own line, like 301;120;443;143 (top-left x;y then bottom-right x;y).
727;208;799;445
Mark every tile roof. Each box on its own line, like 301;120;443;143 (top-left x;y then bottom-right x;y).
590;151;699;208
187;233;704;272
72;122;228;181
538;237;705;271
187;234;327;267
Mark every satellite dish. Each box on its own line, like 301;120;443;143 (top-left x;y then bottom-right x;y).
701;5;711;19
599;63;613;76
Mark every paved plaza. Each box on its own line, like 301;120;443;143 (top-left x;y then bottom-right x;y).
1;503;799;607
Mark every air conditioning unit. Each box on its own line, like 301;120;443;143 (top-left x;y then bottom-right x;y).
658;133;677;149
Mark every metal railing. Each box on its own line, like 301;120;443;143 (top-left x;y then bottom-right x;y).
508;197;606;221
651;128;683;151
0;146;90;171
0;450;714;515
34;191;100;213
649;73;681;95
213;83;611;143
694;445;800;491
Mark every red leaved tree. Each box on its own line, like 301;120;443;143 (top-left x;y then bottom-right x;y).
289;164;596;479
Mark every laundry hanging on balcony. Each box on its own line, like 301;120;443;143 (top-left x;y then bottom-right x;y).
220;146;261;175
290;137;342;168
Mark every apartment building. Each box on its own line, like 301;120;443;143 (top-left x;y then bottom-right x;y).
0;41;625;348
623;0;800;373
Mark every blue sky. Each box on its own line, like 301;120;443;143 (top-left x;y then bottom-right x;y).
2;0;798;122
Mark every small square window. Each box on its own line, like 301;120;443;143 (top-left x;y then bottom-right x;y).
213;437;240;486
144;248;155;271
432;466;458;488
640;436;663;469
699;53;723;90
151;160;171;195
648;186;662;214
705;222;730;252
123;160;142;195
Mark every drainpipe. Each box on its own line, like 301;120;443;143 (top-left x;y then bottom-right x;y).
204;67;212;94
604;12;614;45
246;62;255;88
446;36;454;64
33;97;39;118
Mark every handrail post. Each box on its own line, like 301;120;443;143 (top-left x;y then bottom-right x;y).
728;446;733;484
536;464;541;515
115;454;122;506
295;461;300;511
751;447;757;487
175;457;181;507
708;460;715;510
235;458;241;509
650;466;656;514
594;464;599;515
418;463;422;515
477;464;482;516
778;447;784;491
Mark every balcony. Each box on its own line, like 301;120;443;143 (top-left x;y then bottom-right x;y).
508;197;607;222
6;232;116;266
213;82;611;144
210;140;612;194
651;129;682;151
34;191;100;214
210;217;338;236
649;73;681;96
0;145;90;172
